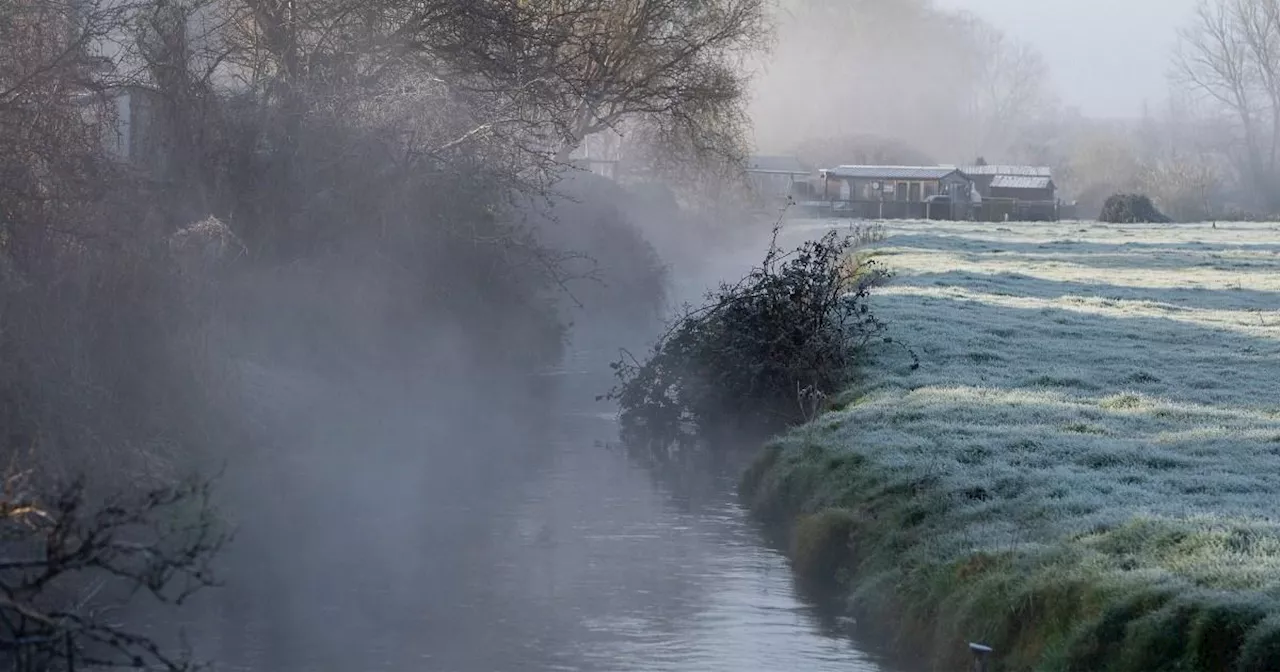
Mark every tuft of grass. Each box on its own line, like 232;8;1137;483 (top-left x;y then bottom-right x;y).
1099;393;1144;410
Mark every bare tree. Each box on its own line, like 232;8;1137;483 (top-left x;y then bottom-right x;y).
1174;0;1277;209
517;0;771;165
1235;0;1280;168
107;0;770;193
0;0;134;268
955;14;1055;159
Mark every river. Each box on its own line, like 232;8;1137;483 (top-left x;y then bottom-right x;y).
173;218;905;672
186;350;903;672
377;340;904;672
462;218;905;671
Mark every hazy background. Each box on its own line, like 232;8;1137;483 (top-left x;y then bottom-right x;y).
748;0;1280;220
935;0;1199;118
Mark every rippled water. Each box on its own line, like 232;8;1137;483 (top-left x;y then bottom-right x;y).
182;341;902;672
459;411;898;672
381;345;904;672
159;219;907;671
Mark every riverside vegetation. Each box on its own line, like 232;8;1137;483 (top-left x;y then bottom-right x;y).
616;217;1280;671
604;221;905;455
1;0;760;665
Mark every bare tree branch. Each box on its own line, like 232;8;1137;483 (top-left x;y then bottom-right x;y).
0;473;226;672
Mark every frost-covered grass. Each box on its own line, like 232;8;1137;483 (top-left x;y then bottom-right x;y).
745;219;1280;671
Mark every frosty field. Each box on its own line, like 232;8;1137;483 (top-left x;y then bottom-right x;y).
745;219;1280;671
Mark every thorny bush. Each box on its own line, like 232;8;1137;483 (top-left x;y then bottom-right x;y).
604;223;916;454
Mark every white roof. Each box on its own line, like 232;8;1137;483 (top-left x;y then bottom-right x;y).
957;164;1053;177
990;175;1054;190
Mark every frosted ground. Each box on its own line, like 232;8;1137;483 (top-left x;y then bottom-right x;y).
778;218;1280;587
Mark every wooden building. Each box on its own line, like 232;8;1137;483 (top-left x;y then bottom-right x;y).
810;165;973;219
820;165;972;202
959;165;1055;199
989;174;1056;201
795;162;1063;221
957;164;1059;221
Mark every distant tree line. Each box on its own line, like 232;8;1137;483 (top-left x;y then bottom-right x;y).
1175;0;1280;215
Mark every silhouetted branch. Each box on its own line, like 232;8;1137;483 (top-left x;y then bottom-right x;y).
0;473;226;672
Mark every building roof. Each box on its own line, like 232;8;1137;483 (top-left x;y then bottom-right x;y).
823;165;964;180
990;175;1054;190
957;164;1053;177
747;155;810;174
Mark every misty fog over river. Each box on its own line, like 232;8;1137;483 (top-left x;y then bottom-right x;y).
380;354;902;672
162;221;904;672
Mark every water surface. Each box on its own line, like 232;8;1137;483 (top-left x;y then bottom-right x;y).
399;349;904;672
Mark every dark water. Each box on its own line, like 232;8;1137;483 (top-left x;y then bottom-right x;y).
175;351;901;672
116;219;910;671
268;355;898;672
391;347;902;672
172;224;906;671
458;415;896;672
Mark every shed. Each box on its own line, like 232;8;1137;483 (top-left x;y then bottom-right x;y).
958;164;1056;202
988;174;1056;202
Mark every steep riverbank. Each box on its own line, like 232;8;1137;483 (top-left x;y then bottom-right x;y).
742;219;1280;671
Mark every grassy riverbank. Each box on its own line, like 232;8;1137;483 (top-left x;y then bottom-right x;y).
743;219;1280;671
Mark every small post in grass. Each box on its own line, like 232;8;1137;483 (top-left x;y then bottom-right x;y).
968;642;993;672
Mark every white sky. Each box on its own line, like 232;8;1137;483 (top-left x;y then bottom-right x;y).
934;0;1202;118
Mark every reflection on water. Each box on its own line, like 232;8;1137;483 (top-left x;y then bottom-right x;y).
373;338;908;672
465;409;898;672
184;349;901;672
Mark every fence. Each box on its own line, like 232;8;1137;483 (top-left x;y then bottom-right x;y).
793;199;967;220
974;198;1061;222
793;198;1064;222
